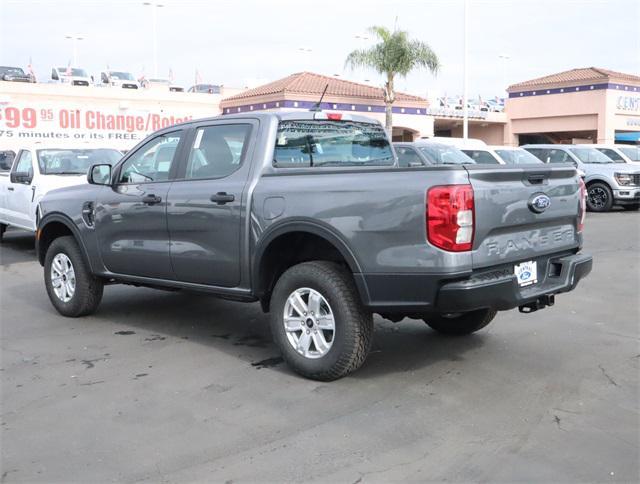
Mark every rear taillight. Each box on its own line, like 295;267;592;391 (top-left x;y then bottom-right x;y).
427;184;475;252
578;178;586;232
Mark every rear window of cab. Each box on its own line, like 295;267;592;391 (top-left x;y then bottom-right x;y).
273;120;394;167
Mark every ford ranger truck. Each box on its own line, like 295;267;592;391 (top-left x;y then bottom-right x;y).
36;112;592;380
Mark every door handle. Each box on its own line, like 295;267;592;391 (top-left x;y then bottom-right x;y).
142;194;162;205
7;187;14;191
210;192;235;205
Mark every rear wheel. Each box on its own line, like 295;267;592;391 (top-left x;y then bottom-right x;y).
270;261;373;381
423;308;497;336
586;182;613;212
44;236;104;317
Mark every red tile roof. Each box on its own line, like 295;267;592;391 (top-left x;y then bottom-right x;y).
222;71;426;104
508;67;640;91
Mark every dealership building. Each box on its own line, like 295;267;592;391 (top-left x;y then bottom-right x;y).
505;67;640;145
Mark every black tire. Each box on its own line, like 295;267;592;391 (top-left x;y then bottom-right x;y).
0;223;6;242
44;236;103;317
269;261;373;381
622;203;640;211
586;182;613;212
423;308;497;336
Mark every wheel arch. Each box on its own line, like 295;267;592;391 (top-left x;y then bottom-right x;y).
252;220;365;312
37;214;93;271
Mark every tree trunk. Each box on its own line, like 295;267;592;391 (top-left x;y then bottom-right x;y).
384;74;395;137
385;102;393;137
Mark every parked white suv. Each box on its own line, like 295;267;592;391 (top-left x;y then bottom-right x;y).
51;66;92;86
100;70;139;89
0;144;121;237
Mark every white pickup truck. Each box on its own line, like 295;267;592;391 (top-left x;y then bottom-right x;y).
0;143;121;239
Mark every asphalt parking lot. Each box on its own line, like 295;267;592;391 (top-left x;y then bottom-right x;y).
1;211;638;483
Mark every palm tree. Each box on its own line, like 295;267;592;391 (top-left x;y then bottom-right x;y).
345;26;440;134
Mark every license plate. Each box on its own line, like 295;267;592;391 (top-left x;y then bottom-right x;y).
515;260;537;287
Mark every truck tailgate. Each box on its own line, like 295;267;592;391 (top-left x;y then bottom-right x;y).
465;165;582;269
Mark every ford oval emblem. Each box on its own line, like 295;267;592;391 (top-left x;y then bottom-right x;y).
529;193;551;213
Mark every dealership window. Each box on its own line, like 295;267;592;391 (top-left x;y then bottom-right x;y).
119;132;182;183
184;124;251;180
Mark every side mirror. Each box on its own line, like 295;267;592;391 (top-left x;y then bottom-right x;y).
88;164;112;185
10;172;32;184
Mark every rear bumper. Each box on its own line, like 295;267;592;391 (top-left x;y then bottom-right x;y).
356;252;592;314
436;253;592;312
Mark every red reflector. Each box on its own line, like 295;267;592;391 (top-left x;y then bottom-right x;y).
427;184;475;252
326;113;342;120
578;178;586;232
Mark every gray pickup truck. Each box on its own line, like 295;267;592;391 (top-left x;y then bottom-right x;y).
36;112;592;380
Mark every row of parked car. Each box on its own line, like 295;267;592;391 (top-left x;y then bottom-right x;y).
393;138;640;212
0;65;221;93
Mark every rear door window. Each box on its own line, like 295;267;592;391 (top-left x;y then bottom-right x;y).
462;150;500;164
396;147;425;167
184;124;252;180
274;120;394;167
595;148;624;162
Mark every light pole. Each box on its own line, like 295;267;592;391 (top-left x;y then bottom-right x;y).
499;54;510;95
462;0;469;139
65;34;84;65
143;1;164;78
298;47;312;70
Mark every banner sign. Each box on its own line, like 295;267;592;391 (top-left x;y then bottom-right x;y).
0;101;195;149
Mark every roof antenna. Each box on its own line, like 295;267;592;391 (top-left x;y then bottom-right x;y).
310;83;329;112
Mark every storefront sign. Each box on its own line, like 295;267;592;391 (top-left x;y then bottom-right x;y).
0;102;194;149
616;95;640;112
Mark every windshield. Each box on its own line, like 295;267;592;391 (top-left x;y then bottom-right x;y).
618;146;640;161
37;149;121;174
109;71;134;80
58;67;88;77
0;66;25;76
495;148;543;165
569;148;615;164
419;144;475;165
274;120;394;167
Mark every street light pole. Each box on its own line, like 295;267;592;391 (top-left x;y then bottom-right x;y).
143;2;164;78
462;0;469;139
65;34;84;65
499;54;510;94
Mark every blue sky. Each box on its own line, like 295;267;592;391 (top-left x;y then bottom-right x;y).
1;0;638;99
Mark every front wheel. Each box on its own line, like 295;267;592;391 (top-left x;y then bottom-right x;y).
586;182;613;212
44;236;104;317
423;308;497;336
270;261;373;381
